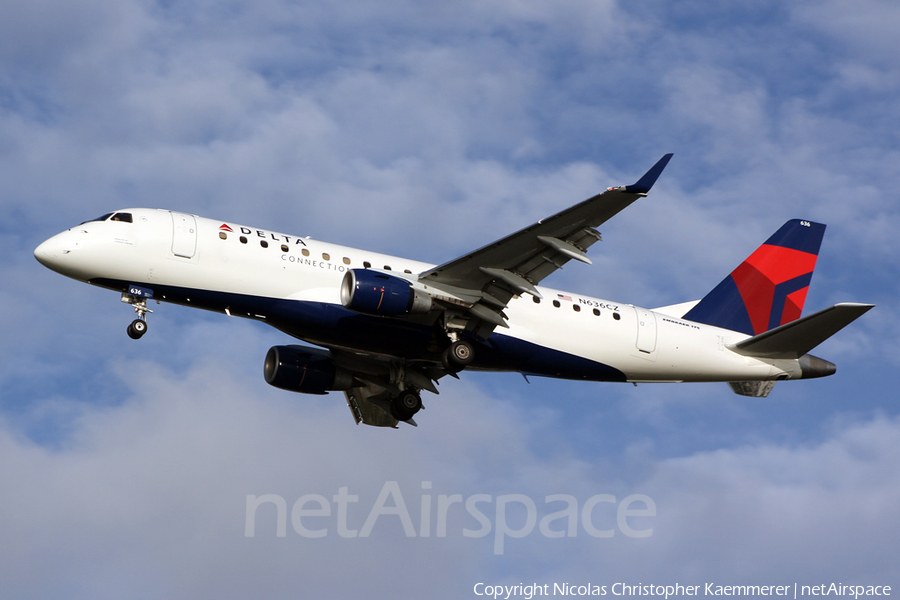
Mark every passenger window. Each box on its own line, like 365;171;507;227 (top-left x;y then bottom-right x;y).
219;232;227;240
281;245;289;252
260;240;268;248
240;236;248;244
533;297;541;304
363;261;371;268
573;305;580;312
302;248;310;257
343;257;351;265
404;269;412;274
613;313;621;321
384;265;391;270
593;308;600;316
552;300;560;308
322;253;330;261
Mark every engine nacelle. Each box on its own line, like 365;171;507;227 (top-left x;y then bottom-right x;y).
264;346;353;394
340;269;432;316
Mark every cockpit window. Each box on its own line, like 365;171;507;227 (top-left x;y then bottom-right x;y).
82;213;114;224
81;212;134;225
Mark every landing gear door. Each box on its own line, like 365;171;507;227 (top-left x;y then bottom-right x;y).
170;212;197;258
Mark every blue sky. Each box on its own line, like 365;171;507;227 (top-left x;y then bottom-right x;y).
1;0;898;598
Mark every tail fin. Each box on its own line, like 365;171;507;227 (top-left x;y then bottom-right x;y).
682;219;826;335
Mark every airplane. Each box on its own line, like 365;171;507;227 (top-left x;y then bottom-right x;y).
34;154;873;428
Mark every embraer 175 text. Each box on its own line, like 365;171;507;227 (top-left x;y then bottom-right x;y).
35;155;873;427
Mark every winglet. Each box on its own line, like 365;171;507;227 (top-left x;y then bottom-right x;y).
625;153;674;194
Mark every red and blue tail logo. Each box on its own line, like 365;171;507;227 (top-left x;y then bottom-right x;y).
682;220;826;336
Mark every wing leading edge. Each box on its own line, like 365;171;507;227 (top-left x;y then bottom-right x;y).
418;154;673;338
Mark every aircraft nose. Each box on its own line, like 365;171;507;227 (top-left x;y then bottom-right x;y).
34;231;75;271
34;236;58;267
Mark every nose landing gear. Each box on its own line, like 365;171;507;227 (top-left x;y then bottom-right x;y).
121;285;154;340
127;318;148;339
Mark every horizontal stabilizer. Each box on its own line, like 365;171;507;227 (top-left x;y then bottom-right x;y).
728;302;874;358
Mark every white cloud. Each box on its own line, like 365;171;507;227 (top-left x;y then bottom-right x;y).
633;414;900;581
1;361;897;597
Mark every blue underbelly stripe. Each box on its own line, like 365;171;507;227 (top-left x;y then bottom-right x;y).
91;278;627;383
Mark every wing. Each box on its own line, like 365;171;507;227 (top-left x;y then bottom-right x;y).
418;154;673;338
345;382;408;428
328;347;445;428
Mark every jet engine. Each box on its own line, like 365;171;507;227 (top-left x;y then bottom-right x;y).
340;269;432;316
264;345;354;394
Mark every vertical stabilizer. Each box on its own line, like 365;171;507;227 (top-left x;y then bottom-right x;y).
682;220;826;335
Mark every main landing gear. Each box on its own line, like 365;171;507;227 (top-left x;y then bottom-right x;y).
390;389;423;422
442;339;474;373
384;339;474;425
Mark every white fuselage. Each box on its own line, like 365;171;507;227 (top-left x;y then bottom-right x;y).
35;208;803;383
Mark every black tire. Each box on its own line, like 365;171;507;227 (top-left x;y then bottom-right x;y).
390;390;422;421
442;340;474;372
127;319;147;339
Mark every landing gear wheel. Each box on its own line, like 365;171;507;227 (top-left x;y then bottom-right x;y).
127;319;147;340
390;389;422;422
442;340;474;372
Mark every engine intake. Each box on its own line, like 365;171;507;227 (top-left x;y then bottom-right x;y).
264;346;353;394
340;269;431;316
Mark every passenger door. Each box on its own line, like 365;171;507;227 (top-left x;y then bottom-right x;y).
634;307;658;354
170;212;197;259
